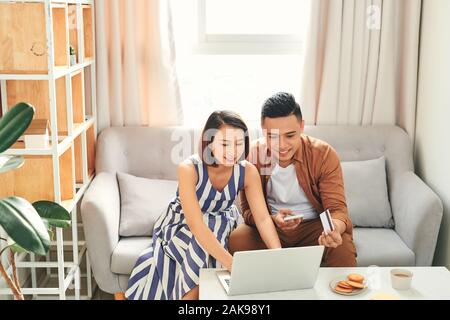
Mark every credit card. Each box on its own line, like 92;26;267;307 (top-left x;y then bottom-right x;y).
320;209;335;233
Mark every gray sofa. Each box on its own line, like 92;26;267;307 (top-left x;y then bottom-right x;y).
81;126;443;294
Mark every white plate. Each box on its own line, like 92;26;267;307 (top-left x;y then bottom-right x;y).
329;275;369;296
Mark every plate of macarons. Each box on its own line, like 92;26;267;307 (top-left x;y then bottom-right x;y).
329;273;368;296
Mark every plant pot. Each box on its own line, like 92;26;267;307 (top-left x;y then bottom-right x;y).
70;55;77;66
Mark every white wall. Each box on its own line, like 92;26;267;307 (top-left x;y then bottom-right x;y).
415;0;450;266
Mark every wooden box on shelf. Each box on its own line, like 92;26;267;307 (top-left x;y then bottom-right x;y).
82;5;94;61
71;70;86;126
83;65;93;117
73;123;95;184
4;78;69;136
0;2;68;74
21;119;51;149
74;133;84;184
0;145;75;203
68;4;78;66
52;4;68;68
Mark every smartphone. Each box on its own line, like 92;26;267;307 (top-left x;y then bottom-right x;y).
283;213;304;222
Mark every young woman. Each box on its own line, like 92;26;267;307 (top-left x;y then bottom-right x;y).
125;111;281;300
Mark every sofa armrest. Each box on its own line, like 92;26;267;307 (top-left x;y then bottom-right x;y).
81;172;121;293
391;171;443;266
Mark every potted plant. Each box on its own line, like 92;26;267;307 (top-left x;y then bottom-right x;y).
70;46;77;66
0;102;71;300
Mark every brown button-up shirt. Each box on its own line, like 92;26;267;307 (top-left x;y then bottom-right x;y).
240;134;353;235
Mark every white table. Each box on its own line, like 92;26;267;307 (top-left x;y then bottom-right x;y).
199;267;450;300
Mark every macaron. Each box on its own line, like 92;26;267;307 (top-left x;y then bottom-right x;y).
335;285;353;293
348;274;364;283
347;280;365;289
337;281;353;289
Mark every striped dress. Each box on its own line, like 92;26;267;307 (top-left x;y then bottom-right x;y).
125;154;246;300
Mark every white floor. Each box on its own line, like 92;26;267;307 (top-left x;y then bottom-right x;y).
19;275;114;300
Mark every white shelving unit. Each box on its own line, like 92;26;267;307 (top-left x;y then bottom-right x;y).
0;0;97;300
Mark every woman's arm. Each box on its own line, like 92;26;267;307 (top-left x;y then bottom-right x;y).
178;161;233;271
244;162;282;249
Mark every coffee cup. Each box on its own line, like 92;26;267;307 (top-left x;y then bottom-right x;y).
390;269;413;290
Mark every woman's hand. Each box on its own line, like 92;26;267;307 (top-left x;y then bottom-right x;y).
224;255;233;272
244;163;282;249
178;162;236;272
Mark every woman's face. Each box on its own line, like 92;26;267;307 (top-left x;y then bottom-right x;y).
208;125;246;167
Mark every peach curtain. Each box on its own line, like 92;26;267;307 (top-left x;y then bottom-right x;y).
299;0;422;140
95;0;183;132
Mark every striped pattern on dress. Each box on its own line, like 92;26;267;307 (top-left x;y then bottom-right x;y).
125;154;245;300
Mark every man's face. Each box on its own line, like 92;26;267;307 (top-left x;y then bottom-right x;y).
262;115;305;163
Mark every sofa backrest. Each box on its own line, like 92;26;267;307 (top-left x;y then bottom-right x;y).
96;125;413;198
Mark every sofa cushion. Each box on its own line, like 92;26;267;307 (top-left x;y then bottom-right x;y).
117;172;178;237
112;237;152;275
353;228;415;267
341;157;394;228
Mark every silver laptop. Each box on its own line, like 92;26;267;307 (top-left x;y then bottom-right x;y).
217;246;324;296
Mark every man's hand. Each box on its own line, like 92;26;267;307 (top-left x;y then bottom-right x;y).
318;230;342;248
318;219;346;248
273;209;303;232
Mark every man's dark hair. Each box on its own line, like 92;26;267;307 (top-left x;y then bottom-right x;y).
261;92;303;123
200;110;250;166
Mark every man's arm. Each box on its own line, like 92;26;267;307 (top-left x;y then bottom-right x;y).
240;187;257;226
243;163;281;249
240;140;261;227
318;145;352;235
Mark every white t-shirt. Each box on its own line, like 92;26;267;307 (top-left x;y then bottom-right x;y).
266;163;319;220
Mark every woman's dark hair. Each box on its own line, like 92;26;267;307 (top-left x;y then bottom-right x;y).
261;92;303;123
200;111;250;166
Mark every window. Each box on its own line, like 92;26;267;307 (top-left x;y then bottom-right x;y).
171;0;310;127
197;0;307;54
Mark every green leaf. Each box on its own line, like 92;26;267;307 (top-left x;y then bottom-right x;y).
6;238;28;254
0;102;35;153
0;197;50;256
32;201;71;229
39;219;55;241
0;155;24;174
41;218;50;230
10;243;28;254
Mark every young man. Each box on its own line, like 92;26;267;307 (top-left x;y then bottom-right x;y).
228;92;357;267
